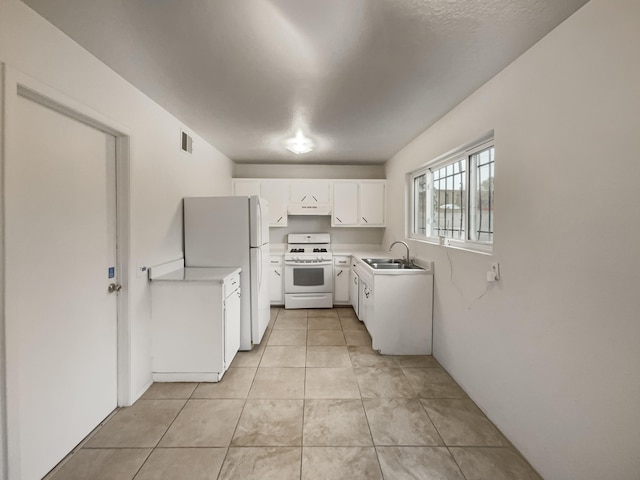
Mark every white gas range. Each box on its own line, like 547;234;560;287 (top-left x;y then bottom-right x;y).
284;233;333;309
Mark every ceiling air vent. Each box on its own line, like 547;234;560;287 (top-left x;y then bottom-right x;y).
181;129;193;154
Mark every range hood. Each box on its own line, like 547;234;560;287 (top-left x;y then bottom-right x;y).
287;204;332;216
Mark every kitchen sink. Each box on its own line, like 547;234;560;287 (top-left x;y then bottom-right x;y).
362;258;424;270
362;258;404;265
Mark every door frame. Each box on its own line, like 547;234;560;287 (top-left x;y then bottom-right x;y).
0;64;132;480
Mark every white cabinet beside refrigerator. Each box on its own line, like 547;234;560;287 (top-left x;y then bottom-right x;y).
150;267;241;382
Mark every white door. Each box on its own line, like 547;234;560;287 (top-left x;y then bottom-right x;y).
6;94;119;479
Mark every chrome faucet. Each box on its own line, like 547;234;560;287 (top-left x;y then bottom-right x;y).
389;240;411;265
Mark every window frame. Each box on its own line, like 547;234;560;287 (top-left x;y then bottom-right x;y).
408;135;494;255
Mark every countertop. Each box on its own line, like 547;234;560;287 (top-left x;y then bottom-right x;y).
151;267;241;282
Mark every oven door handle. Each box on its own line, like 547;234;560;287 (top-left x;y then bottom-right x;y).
284;260;333;266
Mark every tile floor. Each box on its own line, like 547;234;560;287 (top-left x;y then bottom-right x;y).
46;307;542;480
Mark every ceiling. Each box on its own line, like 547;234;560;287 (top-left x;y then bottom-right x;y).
22;0;589;165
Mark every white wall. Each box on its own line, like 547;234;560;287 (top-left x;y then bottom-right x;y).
384;0;640;478
0;0;232;414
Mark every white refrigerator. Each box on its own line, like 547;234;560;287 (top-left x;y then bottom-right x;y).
183;196;270;350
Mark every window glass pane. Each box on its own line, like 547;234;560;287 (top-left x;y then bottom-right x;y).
412;173;427;235
431;160;466;239
473;147;494;242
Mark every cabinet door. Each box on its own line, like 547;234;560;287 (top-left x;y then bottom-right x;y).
333;267;350;304
359;182;385;226
224;287;241;370
269;264;284;304
332;182;358;226
233;179;261;197
290;180;330;204
261;180;289;227
350;269;359;315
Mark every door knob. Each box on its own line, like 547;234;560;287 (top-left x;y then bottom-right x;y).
108;283;122;293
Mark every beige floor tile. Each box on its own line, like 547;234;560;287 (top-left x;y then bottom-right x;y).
307;309;339;318
363;398;443;446
302;447;382;480
231;399;304;446
308;317;342;330
376;446;465;480
274;317;309;329
339;316;366;331
230;344;264;367
402;367;467;398
307;330;346;346
336;307;358;319
260;345;307;367
305;368;361;399
140;382;197;400
303;399;372;446
134;448;226;480
449;447;543;480
277;309;308;318
192;367;257;399
420;399;510;447
219;447;301;480
158;399;244;447
393;355;440;368
354;367;414;398
85;400;184;448
268;329;307;346
306;346;351;368
348;346;399;368
344;330;372;346
249;367;305;399
48;448;151;480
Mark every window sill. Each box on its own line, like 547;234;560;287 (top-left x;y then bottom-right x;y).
409;235;493;256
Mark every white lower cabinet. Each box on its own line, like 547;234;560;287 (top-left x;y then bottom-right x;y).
333;256;351;304
350;263;359;315
151;267;241;382
269;255;284;304
353;258;433;355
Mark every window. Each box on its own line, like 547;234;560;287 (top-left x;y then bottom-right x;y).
410;137;494;252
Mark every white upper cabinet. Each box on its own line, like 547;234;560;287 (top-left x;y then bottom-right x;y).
332;180;386;227
232;179;260;197
289;180;331;204
233;178;385;227
332;182;359;226
260;180;289;227
359;181;385;226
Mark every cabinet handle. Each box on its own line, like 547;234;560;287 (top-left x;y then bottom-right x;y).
301;195;307;202
336;217;342;223
275;270;281;276
362;217;368;223
277;216;283;222
312;196;318;202
336;270;343;277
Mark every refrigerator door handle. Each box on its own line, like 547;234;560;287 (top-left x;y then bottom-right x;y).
258;247;263;289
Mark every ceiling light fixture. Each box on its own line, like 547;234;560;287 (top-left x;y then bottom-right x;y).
285;129;314;155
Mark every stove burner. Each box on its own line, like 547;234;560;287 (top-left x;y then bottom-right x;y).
290;248;305;253
313;248;328;253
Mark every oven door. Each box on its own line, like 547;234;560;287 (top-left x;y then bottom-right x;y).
284;262;333;293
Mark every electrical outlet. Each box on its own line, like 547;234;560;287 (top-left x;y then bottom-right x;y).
490;262;500;281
